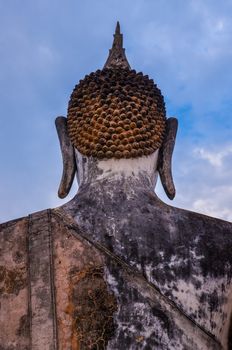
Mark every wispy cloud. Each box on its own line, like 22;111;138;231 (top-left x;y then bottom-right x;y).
194;145;232;167
193;191;232;222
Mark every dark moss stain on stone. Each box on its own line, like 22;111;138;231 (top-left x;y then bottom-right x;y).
197;224;232;279
200;289;225;315
151;307;173;337
17;314;30;338
71;266;117;349
0;265;26;295
208;290;220;313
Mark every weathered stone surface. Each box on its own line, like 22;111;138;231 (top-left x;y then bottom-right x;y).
0;210;117;349
52;213;117;349
0;217;30;350
54;209;222;349
28;210;58;350
61;162;232;349
1;190;231;349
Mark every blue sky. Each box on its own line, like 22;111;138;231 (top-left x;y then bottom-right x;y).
0;0;232;222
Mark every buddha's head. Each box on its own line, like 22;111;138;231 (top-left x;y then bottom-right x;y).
56;22;178;199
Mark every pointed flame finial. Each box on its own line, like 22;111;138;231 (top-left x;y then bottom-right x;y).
115;21;120;34
103;22;131;69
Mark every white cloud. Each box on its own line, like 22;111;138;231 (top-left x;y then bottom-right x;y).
193;197;232;222
194;145;232;167
193;145;232;167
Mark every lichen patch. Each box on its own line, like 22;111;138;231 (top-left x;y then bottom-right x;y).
69;266;117;349
0;265;27;296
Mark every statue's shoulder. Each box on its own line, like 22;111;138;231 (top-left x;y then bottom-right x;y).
0;215;28;265
151;200;232;280
0;215;27;234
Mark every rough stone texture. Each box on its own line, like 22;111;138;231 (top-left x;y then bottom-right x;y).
52;214;117;349
28;210;57;350
53;210;222;349
0;194;231;349
62;161;232;349
0;217;30;350
0;211;119;349
105;262;220;350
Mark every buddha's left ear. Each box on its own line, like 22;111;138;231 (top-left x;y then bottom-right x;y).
55;116;77;198
158;117;178;200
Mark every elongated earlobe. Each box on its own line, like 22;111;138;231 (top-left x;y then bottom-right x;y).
158;117;178;200
55;116;76;198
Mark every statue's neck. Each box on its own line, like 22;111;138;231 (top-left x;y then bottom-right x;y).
62;172;159;222
61;151;159;216
77;170;158;199
75;150;159;192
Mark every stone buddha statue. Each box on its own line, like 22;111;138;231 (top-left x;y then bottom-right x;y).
1;22;232;350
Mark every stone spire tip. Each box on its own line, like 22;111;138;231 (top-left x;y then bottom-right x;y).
103;22;131;70
115;21;120;34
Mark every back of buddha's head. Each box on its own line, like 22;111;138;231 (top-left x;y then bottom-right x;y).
67;22;166;160
56;22;177;200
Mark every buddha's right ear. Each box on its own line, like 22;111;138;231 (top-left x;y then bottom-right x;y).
55;116;77;199
158;117;178;200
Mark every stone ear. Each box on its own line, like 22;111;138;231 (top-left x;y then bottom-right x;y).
158;117;178;200
55;116;77;198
